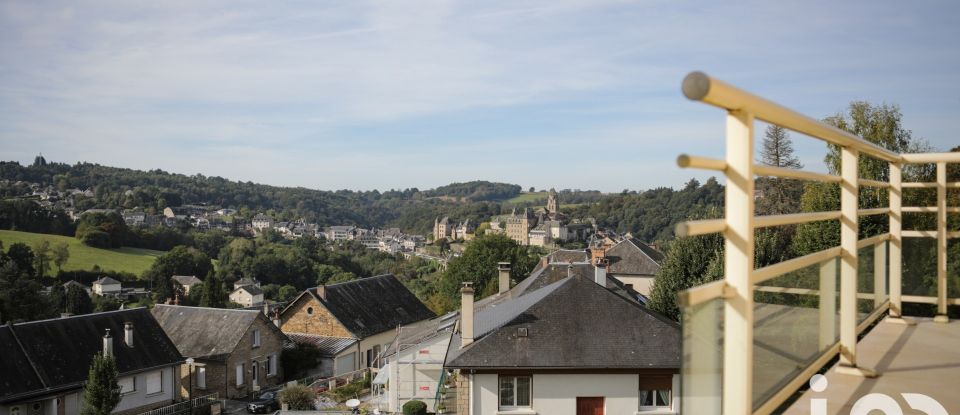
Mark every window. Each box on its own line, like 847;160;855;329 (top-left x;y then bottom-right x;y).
197;367;206;389
306;307;314;316
639;376;672;410
145;371;163;395
252;329;261;348
236;363;245;386
267;355;277;376
498;376;531;408
119;376;136;394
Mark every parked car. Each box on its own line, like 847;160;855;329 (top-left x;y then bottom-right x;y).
247;391;279;414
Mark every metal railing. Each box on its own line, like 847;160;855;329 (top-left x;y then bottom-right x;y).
675;71;959;415
136;393;220;415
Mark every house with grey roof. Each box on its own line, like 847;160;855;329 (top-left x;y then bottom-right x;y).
599;237;665;296
171;275;203;295
0;308;183;415
229;285;264;308
445;271;681;415
92;276;122;296
151;305;290;399
278;274;436;375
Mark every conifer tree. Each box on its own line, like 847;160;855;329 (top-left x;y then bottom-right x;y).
81;352;121;415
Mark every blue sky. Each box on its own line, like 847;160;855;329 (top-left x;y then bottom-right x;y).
2;0;959;192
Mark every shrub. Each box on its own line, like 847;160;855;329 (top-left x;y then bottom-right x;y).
279;384;316;410
402;400;427;415
80;229;112;248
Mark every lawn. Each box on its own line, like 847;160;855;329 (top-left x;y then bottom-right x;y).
0;230;164;276
506;192;548;204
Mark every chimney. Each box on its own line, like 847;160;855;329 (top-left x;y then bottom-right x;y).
103;329;113;357
497;262;511;295
460;282;474;348
124;322;134;347
316;285;326;300
595;258;609;286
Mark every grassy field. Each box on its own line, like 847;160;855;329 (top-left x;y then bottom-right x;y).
506;192;548;204
0;230;164;276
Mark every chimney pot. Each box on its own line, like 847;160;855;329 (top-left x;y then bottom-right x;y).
594;258;609;286
103;329;114;357
460;282;475;348
497;262;511;295
124;322;134;348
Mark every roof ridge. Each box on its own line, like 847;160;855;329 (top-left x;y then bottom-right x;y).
13;307;147;326
325;273;393;287
154;304;260;314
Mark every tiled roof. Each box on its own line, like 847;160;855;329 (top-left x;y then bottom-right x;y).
285;333;357;356
151;305;285;361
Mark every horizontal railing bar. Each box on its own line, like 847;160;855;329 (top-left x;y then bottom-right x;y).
675;219;726;237
682;71;901;163
677;154;727;171
902;206;960;213
754;211;841;228
857;301;890;334
677;280;729;307
901;182;936;188
753;342;841;415
900;152;960;163
857;178;890;188
753;165;841;183
751;246;841;284
857;233;891;249
902;230;960;238
858;208;890;216
902;295;960;305
755;286;878;300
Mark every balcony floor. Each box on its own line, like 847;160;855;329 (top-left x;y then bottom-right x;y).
784;316;960;414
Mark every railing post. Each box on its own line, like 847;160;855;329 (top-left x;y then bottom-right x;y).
874;241;887;308
889;162;904;318
837;146;876;377
722;109;754;415
935;162;949;323
818;259;836;351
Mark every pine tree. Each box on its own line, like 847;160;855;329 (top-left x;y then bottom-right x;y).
81;352;121;415
200;273;226;308
760;125;802;169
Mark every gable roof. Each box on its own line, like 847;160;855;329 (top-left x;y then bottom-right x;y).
546;249;590;264
506;262;644;306
284;274;436;339
93;276;121;285
234;284;263;296
151;305;286;361
172;275;203;286
0;308;182;403
445;276;680;370
605;238;664;276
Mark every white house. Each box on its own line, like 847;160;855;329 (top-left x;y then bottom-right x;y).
229;285;264;307
444;271;681;415
92;276;122;296
376;312;458;413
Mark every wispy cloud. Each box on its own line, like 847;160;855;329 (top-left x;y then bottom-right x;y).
1;0;959;191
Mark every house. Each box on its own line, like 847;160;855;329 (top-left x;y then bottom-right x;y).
92;276;122;296
0;309;183;415
151;305;289;399
171;275;203;295
284;333;357;378
595;237;664;296
62;280;91;296
229;285;264;308
233;277;260;291
324;226;356;241
376;312;458;414
278;275;436;375
433;217;452;242
445;273;681;415
251;214;273;232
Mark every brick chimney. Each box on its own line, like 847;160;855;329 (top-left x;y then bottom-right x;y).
497;262;511;295
460;282;475;348
124;322;134;348
316;285;327;300
103;329;113;357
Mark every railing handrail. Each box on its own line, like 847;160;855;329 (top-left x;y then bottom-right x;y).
682;71;901;163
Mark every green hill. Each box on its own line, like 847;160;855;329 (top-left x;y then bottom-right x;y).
0;230;164;275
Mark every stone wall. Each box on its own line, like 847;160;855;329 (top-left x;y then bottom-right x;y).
280;295;353;338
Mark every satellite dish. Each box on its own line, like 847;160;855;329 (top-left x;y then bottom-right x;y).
345;399;361;408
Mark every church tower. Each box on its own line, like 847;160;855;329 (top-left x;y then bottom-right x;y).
547;188;559;214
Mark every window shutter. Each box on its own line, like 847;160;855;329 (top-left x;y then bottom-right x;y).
638;376;672;390
236;364;244;386
197;367;206;388
145;371;162;395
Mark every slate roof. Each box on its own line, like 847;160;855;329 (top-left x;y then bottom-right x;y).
171;275;202;286
605;238;664;276
445;276;680;370
151;305;286;361
546;249;590;264
506;262;644;305
285;333;357;357
93;276;121;285
285;274;436;339
234;284;263;296
0;308;183;403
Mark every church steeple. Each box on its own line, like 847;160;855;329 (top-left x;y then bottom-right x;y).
547;188;558;214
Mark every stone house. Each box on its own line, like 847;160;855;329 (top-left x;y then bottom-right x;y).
151;305;289;399
279;274;436;376
0;309;183;415
229;285;264;307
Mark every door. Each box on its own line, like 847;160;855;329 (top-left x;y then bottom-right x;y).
576;397;604;415
252;361;259;387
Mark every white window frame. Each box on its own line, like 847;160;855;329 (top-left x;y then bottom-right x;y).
145;371;163;395
638;389;672;410
197;367;207;389
252;329;261;348
236;363;245;387
267;355;277;376
119;376;136;395
498;375;532;409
